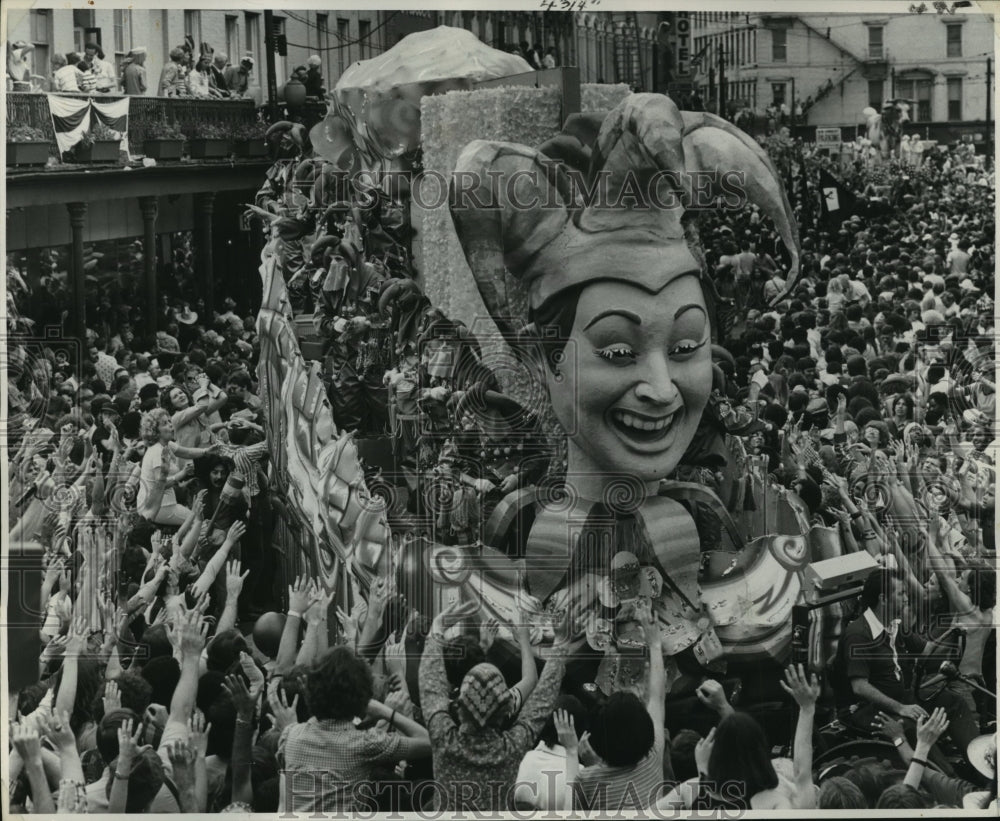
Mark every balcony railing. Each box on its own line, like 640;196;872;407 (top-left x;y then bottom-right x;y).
6;92;260;156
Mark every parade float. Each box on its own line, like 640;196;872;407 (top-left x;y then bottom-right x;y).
250;26;853;698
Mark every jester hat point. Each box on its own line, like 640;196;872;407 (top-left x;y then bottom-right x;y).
449;93;800;341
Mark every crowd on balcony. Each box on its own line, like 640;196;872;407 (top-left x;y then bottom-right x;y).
5;37;257;100
4;95;998;815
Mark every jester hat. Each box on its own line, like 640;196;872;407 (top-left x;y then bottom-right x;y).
448;93;800;341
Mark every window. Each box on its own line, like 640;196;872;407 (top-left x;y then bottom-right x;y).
184;10;201;48
317;14;333;81
337;18;350;76
226;16;240;64
772;82;786;106
772;28;786;62
900;76;933;121
948;77;962;120
29;10;50;76
359;19;371;59
272;16;285;83
868;26;883;59
946;24;962;58
73;9;95;54
113;10;132;55
245;12;260;61
868;79;884;109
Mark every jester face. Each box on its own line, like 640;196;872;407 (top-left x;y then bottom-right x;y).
543;275;713;486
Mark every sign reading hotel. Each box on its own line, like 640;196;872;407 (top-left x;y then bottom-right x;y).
674;11;691;78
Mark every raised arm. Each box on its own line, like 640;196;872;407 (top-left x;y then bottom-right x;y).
216;559;250;636
904;708;950;790
419;599;481;723
188;520;245;599
638;599;665;742
54;616;89;719
779;664;820;808
164;608;209;736
507;609;539;710
274;574;311;676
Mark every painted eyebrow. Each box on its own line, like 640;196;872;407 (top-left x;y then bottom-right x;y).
674;303;707;320
583;309;642;330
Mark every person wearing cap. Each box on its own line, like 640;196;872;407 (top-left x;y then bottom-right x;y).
224;55;253;98
121;47;147;95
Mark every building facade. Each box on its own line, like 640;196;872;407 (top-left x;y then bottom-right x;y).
7;9;668;99
691;10;994;129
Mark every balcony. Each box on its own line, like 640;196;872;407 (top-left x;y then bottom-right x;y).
6;92;260;157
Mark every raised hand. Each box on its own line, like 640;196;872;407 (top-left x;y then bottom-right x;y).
915;707;949;750
65;614;90;656
239;651;266;702
222;673;255;720
41;708;76;749
288;574;312;614
188;709;211;758
553;708;578;753
872;710;906;741
336;605;358;645
779;664;821;710
267;686;299;732
103;679;122;713
305;584;333;626
11;722;43;763
116;718;150;771
166;609;209;657
479;618;500;652
225;559;250;599
225;520;247;545
164;738;196;788
432;598;479;635
695;679;731;715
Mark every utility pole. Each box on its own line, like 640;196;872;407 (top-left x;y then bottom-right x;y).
719;43;726;118
263;10;278;121
987;56;992;123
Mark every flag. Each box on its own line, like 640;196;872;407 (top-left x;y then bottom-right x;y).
47;95;130;156
47;94;91;155
91;96;130;154
818;168;857;226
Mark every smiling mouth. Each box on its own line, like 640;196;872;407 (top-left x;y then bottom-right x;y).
609;408;679;444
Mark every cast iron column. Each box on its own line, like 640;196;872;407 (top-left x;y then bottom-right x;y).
139;196;159;334
194;192;216;312
66;202;88;344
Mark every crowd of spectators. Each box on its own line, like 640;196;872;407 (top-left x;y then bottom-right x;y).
5;114;997;814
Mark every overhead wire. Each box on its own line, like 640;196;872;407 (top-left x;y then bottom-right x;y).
278;11;399;52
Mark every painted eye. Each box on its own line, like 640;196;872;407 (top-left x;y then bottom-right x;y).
669;339;706;357
594;345;636;362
